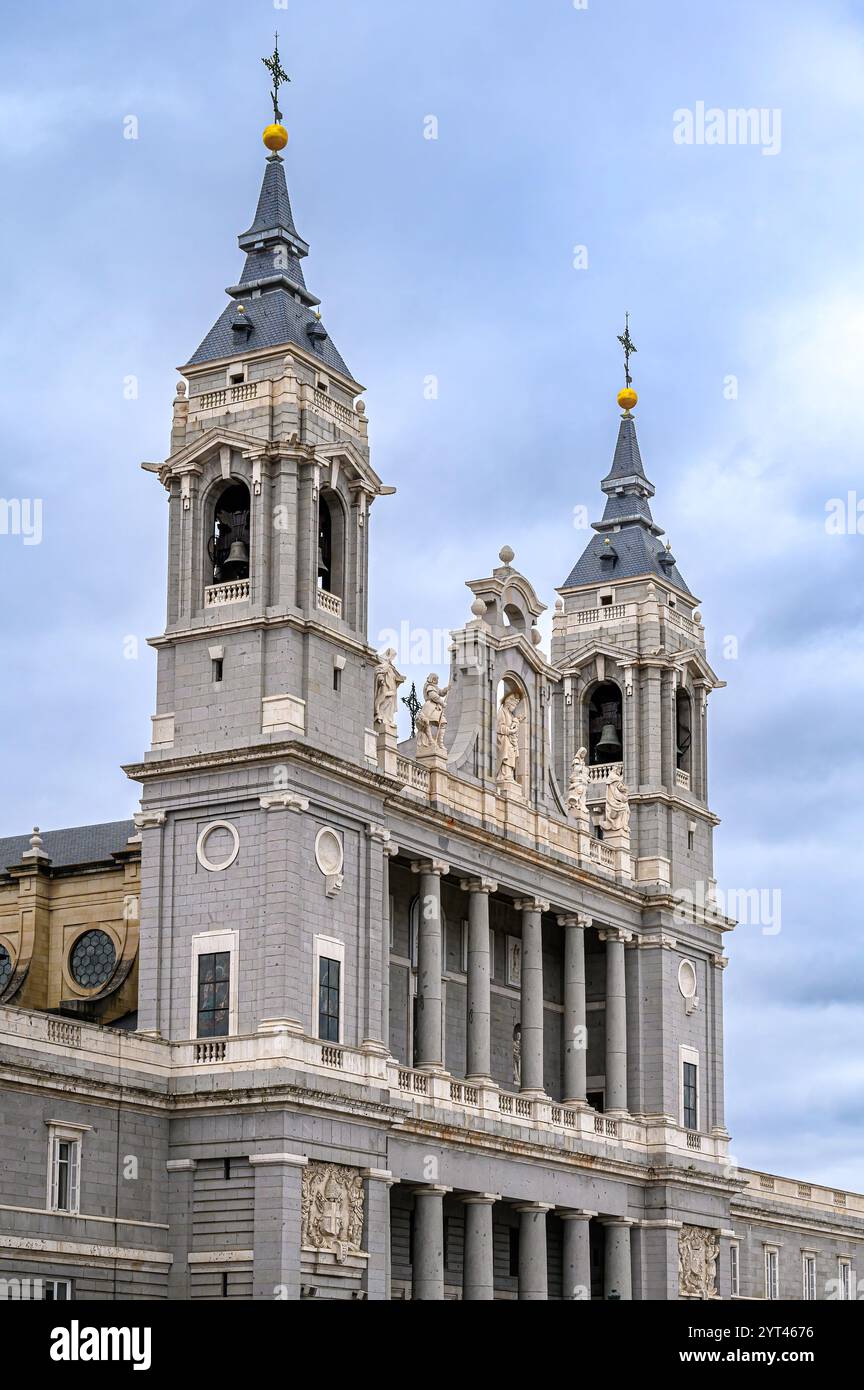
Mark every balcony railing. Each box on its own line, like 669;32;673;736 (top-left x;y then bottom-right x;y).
205;579;250;607
316;588;342;618
675;769;691;790
587;761;623;783
572;604;628;624
197;382;260;411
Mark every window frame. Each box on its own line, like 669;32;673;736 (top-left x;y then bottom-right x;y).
46;1122;89;1215
764;1246;779;1301
680;1045;700;1131
730;1241;740;1297
802;1252;816;1301
190;930;238;1040
312;934;345;1044
838;1258;852;1301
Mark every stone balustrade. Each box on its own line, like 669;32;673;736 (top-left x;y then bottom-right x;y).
587;761;623;783
316;588;343;618
204;578;251;607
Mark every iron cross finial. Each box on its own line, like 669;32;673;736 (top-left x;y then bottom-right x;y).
401;682;422;738
262;33;291;124
617;312;637;389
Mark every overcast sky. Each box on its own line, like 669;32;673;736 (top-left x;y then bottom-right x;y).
1;0;862;1190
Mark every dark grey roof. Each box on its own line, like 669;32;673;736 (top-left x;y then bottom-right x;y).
562;412;692;594
188;291;352;376
241;155;301;242
562;524;692;593
0;820;136;874
186;152;353;377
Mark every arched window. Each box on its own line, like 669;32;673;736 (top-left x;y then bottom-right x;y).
588;681;623;766
676;689;693;773
207;481;251;585
317;489;345;599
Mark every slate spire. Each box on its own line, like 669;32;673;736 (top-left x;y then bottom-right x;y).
185;137;354;379
561;387;691;594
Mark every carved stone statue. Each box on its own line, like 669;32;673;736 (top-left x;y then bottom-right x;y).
512;1022;522;1087
603;770;630;835
678;1225;719;1299
567;746;589;818
301;1162;365;1264
415;673;449;752
373;648;404;732
496;691;524;785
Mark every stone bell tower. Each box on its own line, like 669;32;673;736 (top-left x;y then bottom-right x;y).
128;63;394;1040
141;108;391;772
550;366;725;896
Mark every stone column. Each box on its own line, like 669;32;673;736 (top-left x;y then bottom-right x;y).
462;1193;498;1301
410;860;448;1070
641;666;663;786
515;898;550;1096
560;1209;595;1301
362;1169;395;1301
661;670;675;790
603;1218;634;1300
412;1185;449;1301
165;1158;197;1300
600;928;631;1115
515;1202;552;1300
559;912;590;1105
461;877;497;1082
250;1152;307;1300
364;825;398;1055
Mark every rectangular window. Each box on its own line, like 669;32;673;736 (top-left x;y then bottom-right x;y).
211;657;223;683
802;1254;816;1301
838;1259;851;1301
730;1242;739;1297
683;1061;698;1131
764;1247;779;1300
197;951;231;1038
687;829;695;851
318;956;341;1042
49;1135;81;1214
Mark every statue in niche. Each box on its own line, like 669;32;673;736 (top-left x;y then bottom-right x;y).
301;1162;365;1264
373;648;404;732
568;746;589;818
415;673;449;752
512;1021;522;1086
678;1225;719;1299
603;770;631;834
496;690;525;785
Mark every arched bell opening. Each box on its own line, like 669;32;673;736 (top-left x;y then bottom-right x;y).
317;488;345;600
676;689;693;774
587;681;623;767
207;481;251;585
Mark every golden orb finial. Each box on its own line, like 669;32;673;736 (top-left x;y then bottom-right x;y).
617;386;638;414
263;123;288;152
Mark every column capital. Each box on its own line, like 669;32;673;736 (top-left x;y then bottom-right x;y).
599;1215;636;1227
558;912;592;929
558;1208;597;1222
514;1201;554;1214
411;859;449;877
260;792;309;813
410;1184;452;1197
366;822;393;844
461;1192;500;1206
248;1152;308;1168
460;876;498;894
361;1168;396;1186
598;926;634;944
514;897;550;914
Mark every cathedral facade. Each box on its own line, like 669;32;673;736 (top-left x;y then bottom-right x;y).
0;116;861;1303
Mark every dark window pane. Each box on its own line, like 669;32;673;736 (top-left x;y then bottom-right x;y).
197;953;231;1038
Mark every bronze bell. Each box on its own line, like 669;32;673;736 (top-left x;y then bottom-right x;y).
596;721;622;760
222;539;249;578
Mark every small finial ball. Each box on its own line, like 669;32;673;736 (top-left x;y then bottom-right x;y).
263;123;289;152
471;597;486;619
530;626;542;647
356;400;366;415
499;545;515;566
617;387;638;413
555;598;564;613
176;381;187;398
